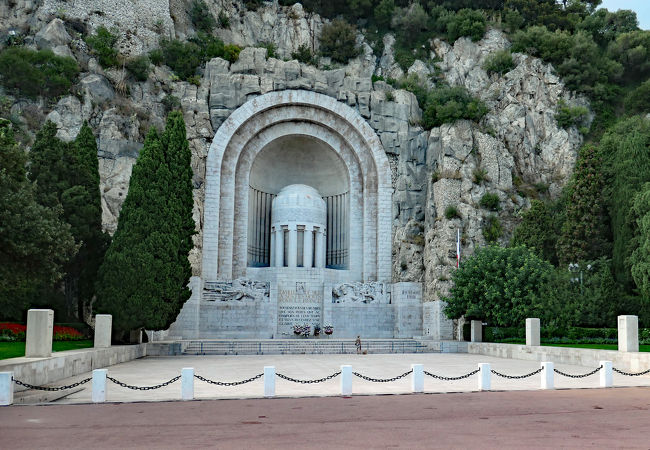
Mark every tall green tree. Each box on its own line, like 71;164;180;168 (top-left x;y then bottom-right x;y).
95;112;195;333
628;183;650;300
0;120;76;320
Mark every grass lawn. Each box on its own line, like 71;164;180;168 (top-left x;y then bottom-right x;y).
493;341;650;352
0;340;94;360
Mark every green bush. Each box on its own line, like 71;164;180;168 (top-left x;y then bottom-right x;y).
0;47;79;99
444;205;460;220
161;94;181;113
125;55;151;81
624;79;650;114
258;41;277;59
422;85;488;129
291;44;317;65
156;34;240;80
555;100;589;129
319;19;360;64
483;214;502;243
85;26;119;68
479;192;500;211
190;0;216;33
482;50;514;75
222;44;242;63
472;167;488;184
445;8;486;42
218;11;230;29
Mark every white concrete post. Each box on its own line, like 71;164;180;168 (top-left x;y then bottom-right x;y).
341;365;352;395
600;361;613;388
92;369;107;403
541;362;554;389
25;309;54;358
181;368;194;400
470;320;482;342
618;315;639;352
303;226;313;268
0;372;13;406
94;314;112;348
275;229;284;267
478;363;491;391
287;225;298;268
526;318;540;346
264;366;275;397
411;364;424;393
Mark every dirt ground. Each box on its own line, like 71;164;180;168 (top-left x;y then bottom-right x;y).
2;387;650;449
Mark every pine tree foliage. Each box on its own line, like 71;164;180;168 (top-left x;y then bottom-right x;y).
628;183;650;300
95;112;195;332
0;120;76;320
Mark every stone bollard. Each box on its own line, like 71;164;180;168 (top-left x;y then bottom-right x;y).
341;365;352;396
92;369;107;403
264;366;275;397
600;361;613;388
541;362;554;389
526;318;540;346
470;320;482;342
94;315;112;348
25;309;54;358
411;364;424;393
618;315;639;352
0;372;13;406
478;363;491;391
181;368;194;400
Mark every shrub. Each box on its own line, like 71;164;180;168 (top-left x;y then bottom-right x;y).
444;205;460;220
479;192;500;211
125;55;151;81
624;79;650;114
422;85;488;129
222;44;242;63
319;19;360;64
446;8;486;42
483;214;503;243
472;167;488;184
0;47;79;99
291;44;317;65
161;94;181;113
85;26;119;68
190;0;216;33
483;50;514;75
259;41;277;59
555;100;589;129
218;10;230;29
156;34;239;80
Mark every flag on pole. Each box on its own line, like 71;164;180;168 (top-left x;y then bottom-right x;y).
456;229;461;268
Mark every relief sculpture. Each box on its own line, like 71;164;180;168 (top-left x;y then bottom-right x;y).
203;279;270;302
332;282;388;304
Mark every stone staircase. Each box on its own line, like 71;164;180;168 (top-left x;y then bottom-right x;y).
178;339;435;355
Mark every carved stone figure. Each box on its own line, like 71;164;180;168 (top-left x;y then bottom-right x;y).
332;282;387;304
203;279;270;302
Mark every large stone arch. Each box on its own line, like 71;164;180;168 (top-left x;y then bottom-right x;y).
202;90;392;283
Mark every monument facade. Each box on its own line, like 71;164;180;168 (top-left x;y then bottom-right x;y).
163;90;425;339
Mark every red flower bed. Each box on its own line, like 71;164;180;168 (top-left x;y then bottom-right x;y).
0;323;85;341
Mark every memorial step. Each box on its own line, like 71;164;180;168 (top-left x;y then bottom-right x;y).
175;339;434;355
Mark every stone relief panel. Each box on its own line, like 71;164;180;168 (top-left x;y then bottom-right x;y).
203;279;270;302
332;282;389;304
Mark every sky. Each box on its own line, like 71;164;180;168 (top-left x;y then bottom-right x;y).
598;0;650;30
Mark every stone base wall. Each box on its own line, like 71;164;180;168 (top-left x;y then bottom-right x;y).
422;301;454;340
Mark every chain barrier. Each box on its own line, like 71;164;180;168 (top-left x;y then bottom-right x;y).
423;368;480;381
553;365;602;378
612;367;650;376
276;371;341;384
352;369;413;383
107;375;180;390
194;373;263;386
12;376;92;391
491;367;544;379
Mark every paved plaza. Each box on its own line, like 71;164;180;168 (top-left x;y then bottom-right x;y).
25;352;650;404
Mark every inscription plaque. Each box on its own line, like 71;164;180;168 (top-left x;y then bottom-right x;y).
277;282;323;335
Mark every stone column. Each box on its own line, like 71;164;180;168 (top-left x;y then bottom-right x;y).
25;309;54;358
270;229;275;268
526;318;540;346
315;228;325;268
275;228;284;267
470;320;482;342
303;226;313;268
287;224;298;268
618;315;638;352
94;314;112;348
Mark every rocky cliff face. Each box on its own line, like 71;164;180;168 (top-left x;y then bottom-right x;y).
1;2;585;299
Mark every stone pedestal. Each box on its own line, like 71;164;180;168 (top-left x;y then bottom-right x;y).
422;301;454;340
25;309;54;358
393;282;423;338
94;315;112;348
618;315;638;352
470;320;482;342
526;318;540;346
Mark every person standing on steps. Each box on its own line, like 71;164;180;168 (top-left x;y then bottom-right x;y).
355;335;362;354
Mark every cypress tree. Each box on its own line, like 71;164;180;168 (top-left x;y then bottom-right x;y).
95;112;195;333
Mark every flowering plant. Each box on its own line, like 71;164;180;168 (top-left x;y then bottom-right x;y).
0;323;85;341
323;325;334;334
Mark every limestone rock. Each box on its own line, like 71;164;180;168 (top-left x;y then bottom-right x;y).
34;18;71;50
45;96;83;142
80;74;115;104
